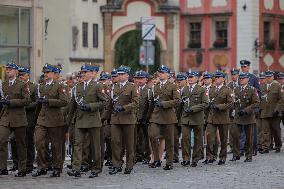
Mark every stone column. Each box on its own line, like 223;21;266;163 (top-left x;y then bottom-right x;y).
165;13;175;70
103;12;113;72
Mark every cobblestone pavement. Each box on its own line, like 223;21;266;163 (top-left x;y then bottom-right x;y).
1;150;284;189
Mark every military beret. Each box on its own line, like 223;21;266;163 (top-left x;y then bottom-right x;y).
203;71;213;79
265;70;274;77
111;69;118;77
278;72;284;79
18;65;30;74
176;72;187;81
157;65;170;74
239;72;250;79
81;64;99;72
214;71;226;78
187;70;199;77
240;60;251;66
134;70;148;78
54;64;62;73
100;72;111;80
42;63;57;73
6;62;19;70
231;68;240;75
117;65;130;74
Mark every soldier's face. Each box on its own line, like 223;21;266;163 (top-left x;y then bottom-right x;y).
19;73;29;81
136;77;147;86
81;71;93;81
6;68;17;79
259;78;266;84
266;76;274;83
231;74;239;81
54;73;60;81
203;78;212;85
278;78;284;84
177;79;187;87
188;76;198;84
158;72;168;81
112;76;119;83
118;73;129;82
215;77;225;85
44;71;54;81
241;66;250;73
239;77;249;85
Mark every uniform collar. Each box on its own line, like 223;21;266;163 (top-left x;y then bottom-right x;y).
9;77;16;85
120;80;128;87
46;79;53;86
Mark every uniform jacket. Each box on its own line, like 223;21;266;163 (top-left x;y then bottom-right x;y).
180;84;208;125
0;79;31;127
25;81;37;127
136;84;151;123
108;81;138;125
69;80;107;128
207;85;233;124
36;80;68;127
149;81;180;124
233;85;259;124
260;81;283;118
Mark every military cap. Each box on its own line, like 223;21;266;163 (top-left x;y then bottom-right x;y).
157;65;170;74
81;64;99;72
42;63;57;73
111;69;118;77
134;70;148;78
259;72;266;79
203;71;213;79
117;65;130;74
18;65;30;74
240;60;251;67
214;71;226;78
278;72;284;79
100;72;111;80
231;68;240;75
187;70;199;77
176;72;187;81
265;70;274;77
239;72;250;79
54;64;62;73
6;62;19;70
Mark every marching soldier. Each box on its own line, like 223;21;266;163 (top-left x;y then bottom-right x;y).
108;66;138;175
134;70;151;164
0;62;31;177
180;71;208;167
18;66;37;173
230;73;259;162
148;65;180;170
204;71;233;165
32;63;68;177
259;71;283;153
67;64;107;178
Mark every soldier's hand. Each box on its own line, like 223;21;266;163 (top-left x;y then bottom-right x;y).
184;108;193;113
272;111;279;117
211;104;219;111
80;104;91;112
154;100;162;108
0;99;10;106
37;97;48;104
238;110;247;116
114;105;125;113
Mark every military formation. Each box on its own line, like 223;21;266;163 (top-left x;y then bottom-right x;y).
0;59;283;178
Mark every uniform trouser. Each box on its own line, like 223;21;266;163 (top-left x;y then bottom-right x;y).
69;125;75;164
72;127;101;172
149;123;174;165
111;124;135;169
232;124;253;159
228;120;234;150
206;124;228;161
173;124;181;161
0;126;27;172
257;118;263;149
240;127;246;153
9;133;17;166
135;123;151;161
26;126;35;170
103;124;112;161
181;124;203;163
252;124;258;152
262;117;282;150
82;133;91;167
34;125;65;170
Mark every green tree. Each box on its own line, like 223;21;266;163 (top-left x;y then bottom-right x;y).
114;30;160;75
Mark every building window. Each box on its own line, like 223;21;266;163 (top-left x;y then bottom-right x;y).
279;23;284;50
213;21;228;48
93;24;98;48
0;6;31;67
82;22;88;47
188;22;201;48
263;21;275;50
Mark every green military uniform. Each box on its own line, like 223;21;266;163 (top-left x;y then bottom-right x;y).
260;81;283;151
0;79;31;173
109;81;138;170
148;80;180;166
180;84;208;165
206;85;233;163
69;80;106;173
34;80;68;172
232;84;259;160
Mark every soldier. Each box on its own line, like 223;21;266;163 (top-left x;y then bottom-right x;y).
32;63;68;177
148;65;180;170
227;68;240;154
180;71;208;167
18;66;37;173
108;66;138;175
67;64;107;178
204;71;233;165
230;73;259;162
240;60;261;93
134;70;151;164
259;71;283;154
0;62;31;177
277;72;284;128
